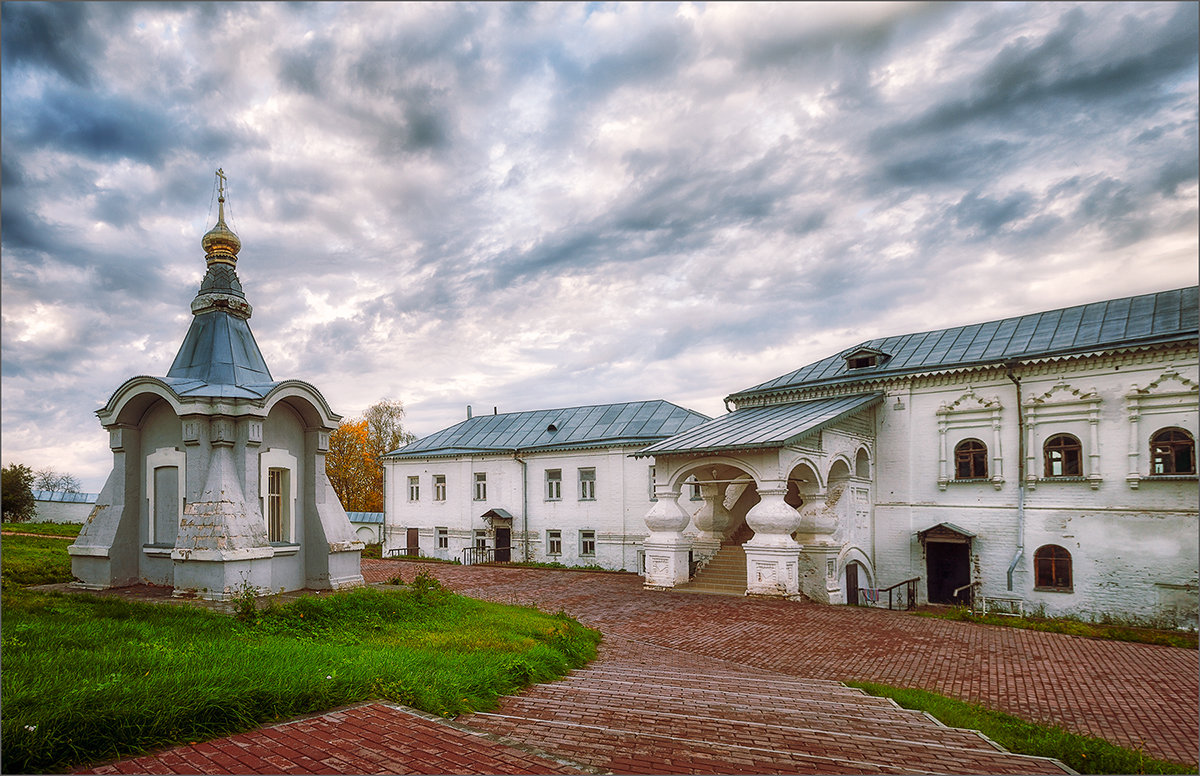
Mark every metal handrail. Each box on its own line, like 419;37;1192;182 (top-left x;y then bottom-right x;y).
461;545;512;565
953;580;980;608
385;545;420;558
877;576;920;610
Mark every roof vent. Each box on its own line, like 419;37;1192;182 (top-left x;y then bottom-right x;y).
547;423;558;432
844;347;889;370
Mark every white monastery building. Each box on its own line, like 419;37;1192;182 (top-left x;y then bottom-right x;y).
386;286;1198;627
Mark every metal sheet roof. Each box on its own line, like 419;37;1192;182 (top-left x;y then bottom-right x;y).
387;400;711;458
346;511;385;524
731;286;1198;401
637;393;883;457
166;309;274;389
31;490;98;503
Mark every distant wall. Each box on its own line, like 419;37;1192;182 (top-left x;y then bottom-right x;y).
31;491;98;524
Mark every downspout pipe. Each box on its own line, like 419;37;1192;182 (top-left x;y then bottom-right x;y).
514;452;529;562
1005;362;1025;591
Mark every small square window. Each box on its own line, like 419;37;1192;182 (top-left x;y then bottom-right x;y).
436;527;448;549
474;472;487;501
580;529;596;556
407;476;420;501
433;474;446;501
546;469;562;500
579;468;596;500
547;529;562;555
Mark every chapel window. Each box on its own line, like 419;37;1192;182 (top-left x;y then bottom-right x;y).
954;439;988;479
1034;544;1072;590
267;467;288;542
1043;434;1082;477
1151;428;1196;475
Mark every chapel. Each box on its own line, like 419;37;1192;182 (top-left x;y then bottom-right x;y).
69;172;364;600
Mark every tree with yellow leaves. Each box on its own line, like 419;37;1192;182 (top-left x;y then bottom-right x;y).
326;398;416;512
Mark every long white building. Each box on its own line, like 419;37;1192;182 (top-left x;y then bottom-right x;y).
386;287;1198;626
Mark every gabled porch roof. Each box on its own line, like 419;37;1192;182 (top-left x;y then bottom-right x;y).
635;393;883;457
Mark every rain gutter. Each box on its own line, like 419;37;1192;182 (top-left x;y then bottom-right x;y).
1005;362;1025;591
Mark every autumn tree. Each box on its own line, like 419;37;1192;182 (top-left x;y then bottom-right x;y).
326;398;416;513
34;468;82;493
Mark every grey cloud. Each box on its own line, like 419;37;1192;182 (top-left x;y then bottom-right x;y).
879;139;1024;187
951;190;1034;237
19;88;178;164
1;2;100;86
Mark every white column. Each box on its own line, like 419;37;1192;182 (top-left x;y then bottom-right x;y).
691;480;730;562
743;481;802;597
642;486;691;589
1126;391;1142;488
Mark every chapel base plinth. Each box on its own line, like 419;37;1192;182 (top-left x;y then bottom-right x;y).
643;536;691;589
743;542;802;597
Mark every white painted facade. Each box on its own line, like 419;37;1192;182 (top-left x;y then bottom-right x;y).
384;445;660;571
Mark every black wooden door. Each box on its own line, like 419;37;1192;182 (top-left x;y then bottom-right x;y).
406;527;419;557
926;542;969;604
846;562;860;606
494;527;511;562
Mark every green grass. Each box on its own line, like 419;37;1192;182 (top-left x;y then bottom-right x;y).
1;580;600;774
914;607;1198;649
2;521;82;537
1;533;78;590
848;682;1196;775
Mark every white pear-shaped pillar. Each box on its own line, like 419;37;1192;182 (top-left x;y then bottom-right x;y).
743;480;802;597
642;486;692;588
691;480;731;563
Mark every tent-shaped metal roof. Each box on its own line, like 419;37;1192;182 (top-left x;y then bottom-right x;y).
636;393;883;457
730;286;1198;403
386;400;711;459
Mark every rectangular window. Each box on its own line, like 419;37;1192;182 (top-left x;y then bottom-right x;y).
433;474;446;501
579;468;596;500
474;529;488;549
687;475;702;501
547;529;562;555
267;468;286;542
648;465;657;501
407;475;420;501
545;469;562;500
474;472;487;501
436;527;448;549
580;529;596;556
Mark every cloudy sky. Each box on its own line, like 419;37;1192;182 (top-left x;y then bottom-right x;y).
2;2;1197;492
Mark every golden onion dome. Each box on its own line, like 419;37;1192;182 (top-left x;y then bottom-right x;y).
202;196;241;263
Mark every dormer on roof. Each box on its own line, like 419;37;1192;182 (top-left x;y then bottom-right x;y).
844;347;890;370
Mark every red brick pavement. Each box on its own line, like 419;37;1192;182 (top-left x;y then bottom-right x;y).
364;560;1200;767
79;702;592;775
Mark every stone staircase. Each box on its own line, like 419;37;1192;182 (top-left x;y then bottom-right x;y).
458;640;1073;775
680;543;747;595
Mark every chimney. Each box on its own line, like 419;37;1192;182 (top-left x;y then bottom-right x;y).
466;405;472;419
493;406;498;415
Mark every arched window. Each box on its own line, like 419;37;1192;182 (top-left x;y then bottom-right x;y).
954;439;988;479
1034;545;1072;590
1043;434;1082;477
1151;428;1196;475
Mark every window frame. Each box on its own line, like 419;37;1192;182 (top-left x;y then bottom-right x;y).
545;468;562;501
433;474;446;501
579;529;596;557
954;438;988;480
546;529;562;556
473;472;487;501
1150;427;1196;475
686;475;702;501
578;467;596;501
407;475;420;501
1034;544;1073;591
1043;434;1083;478
436;526;448;549
648;465;657;501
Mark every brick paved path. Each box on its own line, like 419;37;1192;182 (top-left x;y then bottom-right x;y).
82;561;1197;773
366;561;1198;767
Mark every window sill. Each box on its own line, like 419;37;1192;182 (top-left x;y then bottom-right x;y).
938;477;1004;491
142;544;173;558
1028;476;1101;491
1033;586;1073;594
579;498;596;502
270;542;301;556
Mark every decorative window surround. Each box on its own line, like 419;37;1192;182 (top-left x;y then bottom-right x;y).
936;388;1004;490
259;448;298;542
1125;366;1200;488
1024;379;1102;490
145;447;186;545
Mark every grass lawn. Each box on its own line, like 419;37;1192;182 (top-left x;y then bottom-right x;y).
1;533;600;774
1;521;82;537
849;682;1196;775
914;606;1198;649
